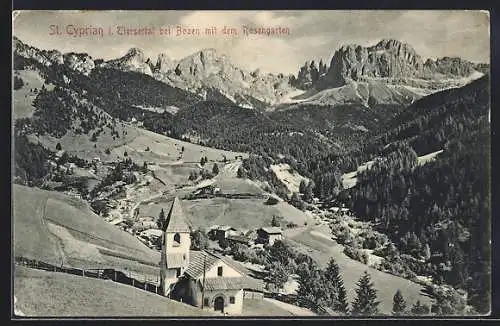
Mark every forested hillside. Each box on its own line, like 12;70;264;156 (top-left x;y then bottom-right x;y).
313;75;491;313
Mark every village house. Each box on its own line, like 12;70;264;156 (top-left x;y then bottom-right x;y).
256;227;283;246
212;225;238;242
193;185;221;196
226;235;253;247
160;197;263;315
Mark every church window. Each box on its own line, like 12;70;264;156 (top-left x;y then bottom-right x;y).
204;298;209;307
230;296;235;304
217;266;223;276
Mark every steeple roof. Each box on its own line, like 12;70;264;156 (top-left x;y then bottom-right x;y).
165;197;190;233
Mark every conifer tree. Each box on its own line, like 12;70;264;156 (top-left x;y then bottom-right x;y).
392;289;407;315
323;258;349;314
410;300;430;315
271;215;280;227
212;162;219;175
351;271;380;315
157;208;166;230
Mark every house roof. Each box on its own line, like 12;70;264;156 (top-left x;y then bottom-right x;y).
203;276;264;292
141;229;163;238
166;253;186;268
217;225;236;231
259;227;283;234
226;235;252;243
184;250;220;279
165;197;190;233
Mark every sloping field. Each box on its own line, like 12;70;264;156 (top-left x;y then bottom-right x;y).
14;265;214;317
139;196;311;230
12;70;53;120
242;298;294;316
213;178;265;195
117;128;248;165
182;198;312;229
342;149;445;189
341;160;376;190
417;149;444;166
287;226;433;315
270;163;309;194
13;186;62;265
13;185;160;274
37;124;139;161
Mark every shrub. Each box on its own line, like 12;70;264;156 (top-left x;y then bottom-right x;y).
14;76;24;90
265;196;279;205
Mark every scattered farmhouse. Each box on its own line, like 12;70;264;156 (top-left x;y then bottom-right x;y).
160;197;264;315
226;235;253;247
256;227;283;246
210;225;238;242
193;185;221;196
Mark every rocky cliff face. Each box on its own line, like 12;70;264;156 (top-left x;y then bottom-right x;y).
323;39;425;88
13;36;63;67
101;47;153;75
423;57;476;77
152;53;174;74
155;48;295;107
13;36;487;111
63;53;95;76
291;39;485;91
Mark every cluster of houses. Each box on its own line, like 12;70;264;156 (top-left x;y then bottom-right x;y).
207;224;284;247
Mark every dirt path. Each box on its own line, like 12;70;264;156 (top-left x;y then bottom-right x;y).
39;199;67;267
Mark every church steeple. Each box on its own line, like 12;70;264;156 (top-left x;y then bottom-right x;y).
164;197;191;233
160;197;191;296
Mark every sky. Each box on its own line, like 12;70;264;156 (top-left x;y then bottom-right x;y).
12;10;490;74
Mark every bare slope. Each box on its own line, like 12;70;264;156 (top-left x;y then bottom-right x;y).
13;185;160;274
12;70;54;120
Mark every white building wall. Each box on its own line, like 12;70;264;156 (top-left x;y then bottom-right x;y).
226;289;244;315
164;232;191;259
205;260;241;278
161;231;191;296
268;234;283;246
202;289;244;315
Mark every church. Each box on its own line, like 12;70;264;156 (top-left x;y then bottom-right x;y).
160;197;264;315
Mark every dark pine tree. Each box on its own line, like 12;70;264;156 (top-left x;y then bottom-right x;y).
351;271;380;316
157;208;166;230
392;289;407;315
212;162;219;175
323;258;349;314
271;215;280;227
410;300;430;315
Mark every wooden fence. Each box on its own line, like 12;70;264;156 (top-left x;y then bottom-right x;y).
14;256;163;295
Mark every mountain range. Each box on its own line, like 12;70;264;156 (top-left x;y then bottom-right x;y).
13;37;487;110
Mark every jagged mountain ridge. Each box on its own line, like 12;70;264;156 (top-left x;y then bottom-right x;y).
317;39;485;89
13;36;487;111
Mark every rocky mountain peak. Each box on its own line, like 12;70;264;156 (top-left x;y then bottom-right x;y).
152;53;173;73
62;52;95;75
125;47;145;59
102;47;153;75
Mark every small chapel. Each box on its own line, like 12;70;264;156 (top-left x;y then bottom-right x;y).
160;197;263;315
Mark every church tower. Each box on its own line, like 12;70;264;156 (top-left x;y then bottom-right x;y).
160;197;191;296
